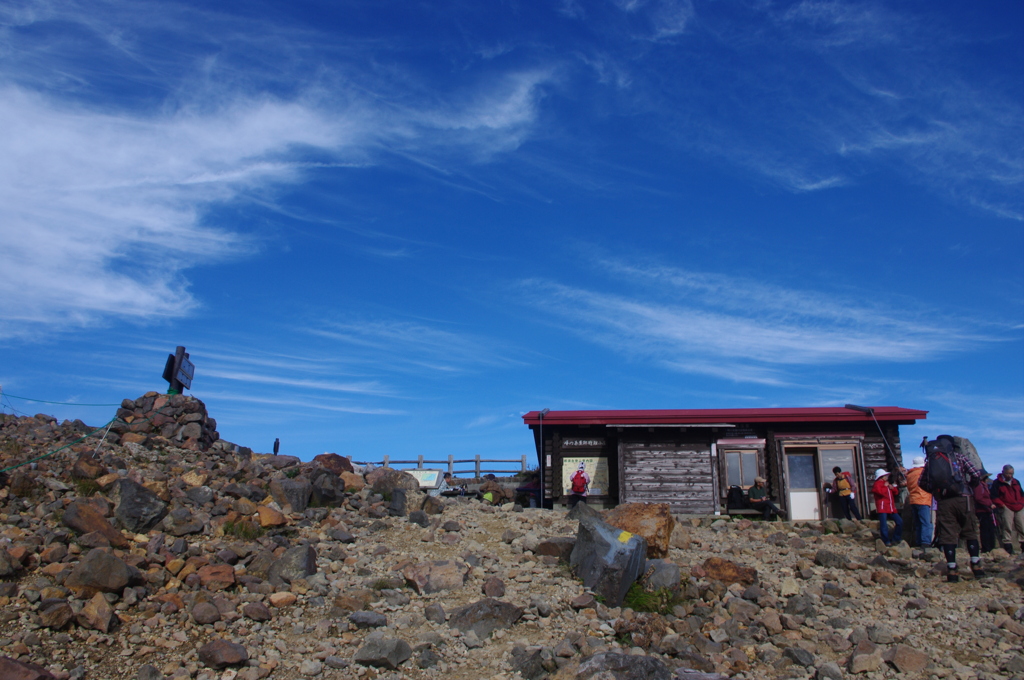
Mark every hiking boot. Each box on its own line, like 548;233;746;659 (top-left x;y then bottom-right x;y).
1003;543;1014;554
946;568;960;583
970;566;986;578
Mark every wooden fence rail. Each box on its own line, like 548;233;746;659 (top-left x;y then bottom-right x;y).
350;454;528;478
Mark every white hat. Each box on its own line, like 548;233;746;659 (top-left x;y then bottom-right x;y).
874;468;889;480
912;456;925;467
577;462;586;470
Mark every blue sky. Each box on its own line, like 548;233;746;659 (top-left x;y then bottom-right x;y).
1;0;1021;474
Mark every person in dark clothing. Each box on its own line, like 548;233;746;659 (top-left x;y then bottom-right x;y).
747;477;781;521
927;436;984;582
973;469;998;553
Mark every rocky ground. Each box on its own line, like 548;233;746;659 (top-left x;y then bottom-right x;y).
1;399;1023;680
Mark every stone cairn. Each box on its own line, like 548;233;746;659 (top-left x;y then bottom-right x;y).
109;392;221;452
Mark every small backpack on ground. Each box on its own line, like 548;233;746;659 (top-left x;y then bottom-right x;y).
727;485;748;510
570;470;588;495
919;441;966;498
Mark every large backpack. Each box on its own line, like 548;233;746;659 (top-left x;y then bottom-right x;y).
726;485;748;510
570;470;588;494
919;441;966;498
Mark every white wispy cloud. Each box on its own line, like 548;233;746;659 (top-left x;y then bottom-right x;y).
518;259;1004;382
0;5;555;338
309;319;526;375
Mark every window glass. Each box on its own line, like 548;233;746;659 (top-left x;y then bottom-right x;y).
726;452;741;487
742;452;758;487
787;454;818;489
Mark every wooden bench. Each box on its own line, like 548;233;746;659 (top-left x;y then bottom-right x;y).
721;506;761;516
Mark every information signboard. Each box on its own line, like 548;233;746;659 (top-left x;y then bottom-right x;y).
562;456;610;496
405;469;443;489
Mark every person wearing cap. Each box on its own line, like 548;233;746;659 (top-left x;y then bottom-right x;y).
904;456;933;547
872;468;903;546
746;476;780;521
973;469;998;553
990;465;1024;554
925;436;984;581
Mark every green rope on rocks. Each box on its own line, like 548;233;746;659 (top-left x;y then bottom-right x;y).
0;417;119;474
0;394;188;474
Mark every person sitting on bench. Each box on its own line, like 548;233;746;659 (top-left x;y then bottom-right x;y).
747;477;781;521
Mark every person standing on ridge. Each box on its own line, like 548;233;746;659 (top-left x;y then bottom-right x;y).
973;469;998;553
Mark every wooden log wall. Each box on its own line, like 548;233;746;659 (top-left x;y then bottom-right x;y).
863;425;903;474
619;441;715;515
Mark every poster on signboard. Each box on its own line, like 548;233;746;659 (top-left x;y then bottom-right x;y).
405;469;443;489
561;457;610;496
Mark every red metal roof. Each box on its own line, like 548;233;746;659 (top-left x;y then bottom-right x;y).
522;406;927;426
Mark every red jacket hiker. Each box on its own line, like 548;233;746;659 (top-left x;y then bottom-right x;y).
872;476;898;514
991;475;1024;512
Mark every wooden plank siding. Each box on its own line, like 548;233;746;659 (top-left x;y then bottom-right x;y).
620;442;715;515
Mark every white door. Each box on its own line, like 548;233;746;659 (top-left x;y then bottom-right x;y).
786;453;820;521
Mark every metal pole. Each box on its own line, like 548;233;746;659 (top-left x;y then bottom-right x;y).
475;454;481;478
418;454;423;469
538;408;549;509
448;454;454;475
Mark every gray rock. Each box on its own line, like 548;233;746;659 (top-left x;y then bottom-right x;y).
816;661;844;680
191;602;221;624
268;476;312;512
534;536;576;562
185;485;215;505
567;500;602;521
569;516;648;608
267;544;317;585
409;510;430;527
65;548;131;595
350;611;388;628
814;550;849;569
424;603;445;624
783;646;815;667
448;598;523;639
111;479;168;533
674;670;732;680
510;648;546;680
310;468;346;507
136;664;164;680
576;652;672;679
353;637;413;669
866;623;894;644
784;594;817;617
643;559;681;591
0;547;19;577
242;601;272;621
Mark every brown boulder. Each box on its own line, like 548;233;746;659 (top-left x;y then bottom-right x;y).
883;644;929;674
257;505;287;527
77;592;115;632
70;453;105;480
61;500;129;547
701;557;758;585
197;564;236;591
0;657;56;680
39;600;74;629
403;560;471;594
198;639;248;669
603;503;675;558
341;471;365;492
371;468;420;496
312;453;354;475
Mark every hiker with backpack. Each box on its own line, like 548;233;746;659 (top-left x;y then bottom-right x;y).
990;465;1024;554
872;469;903;546
567;462;591;509
831;467;862;521
921;436;984;582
